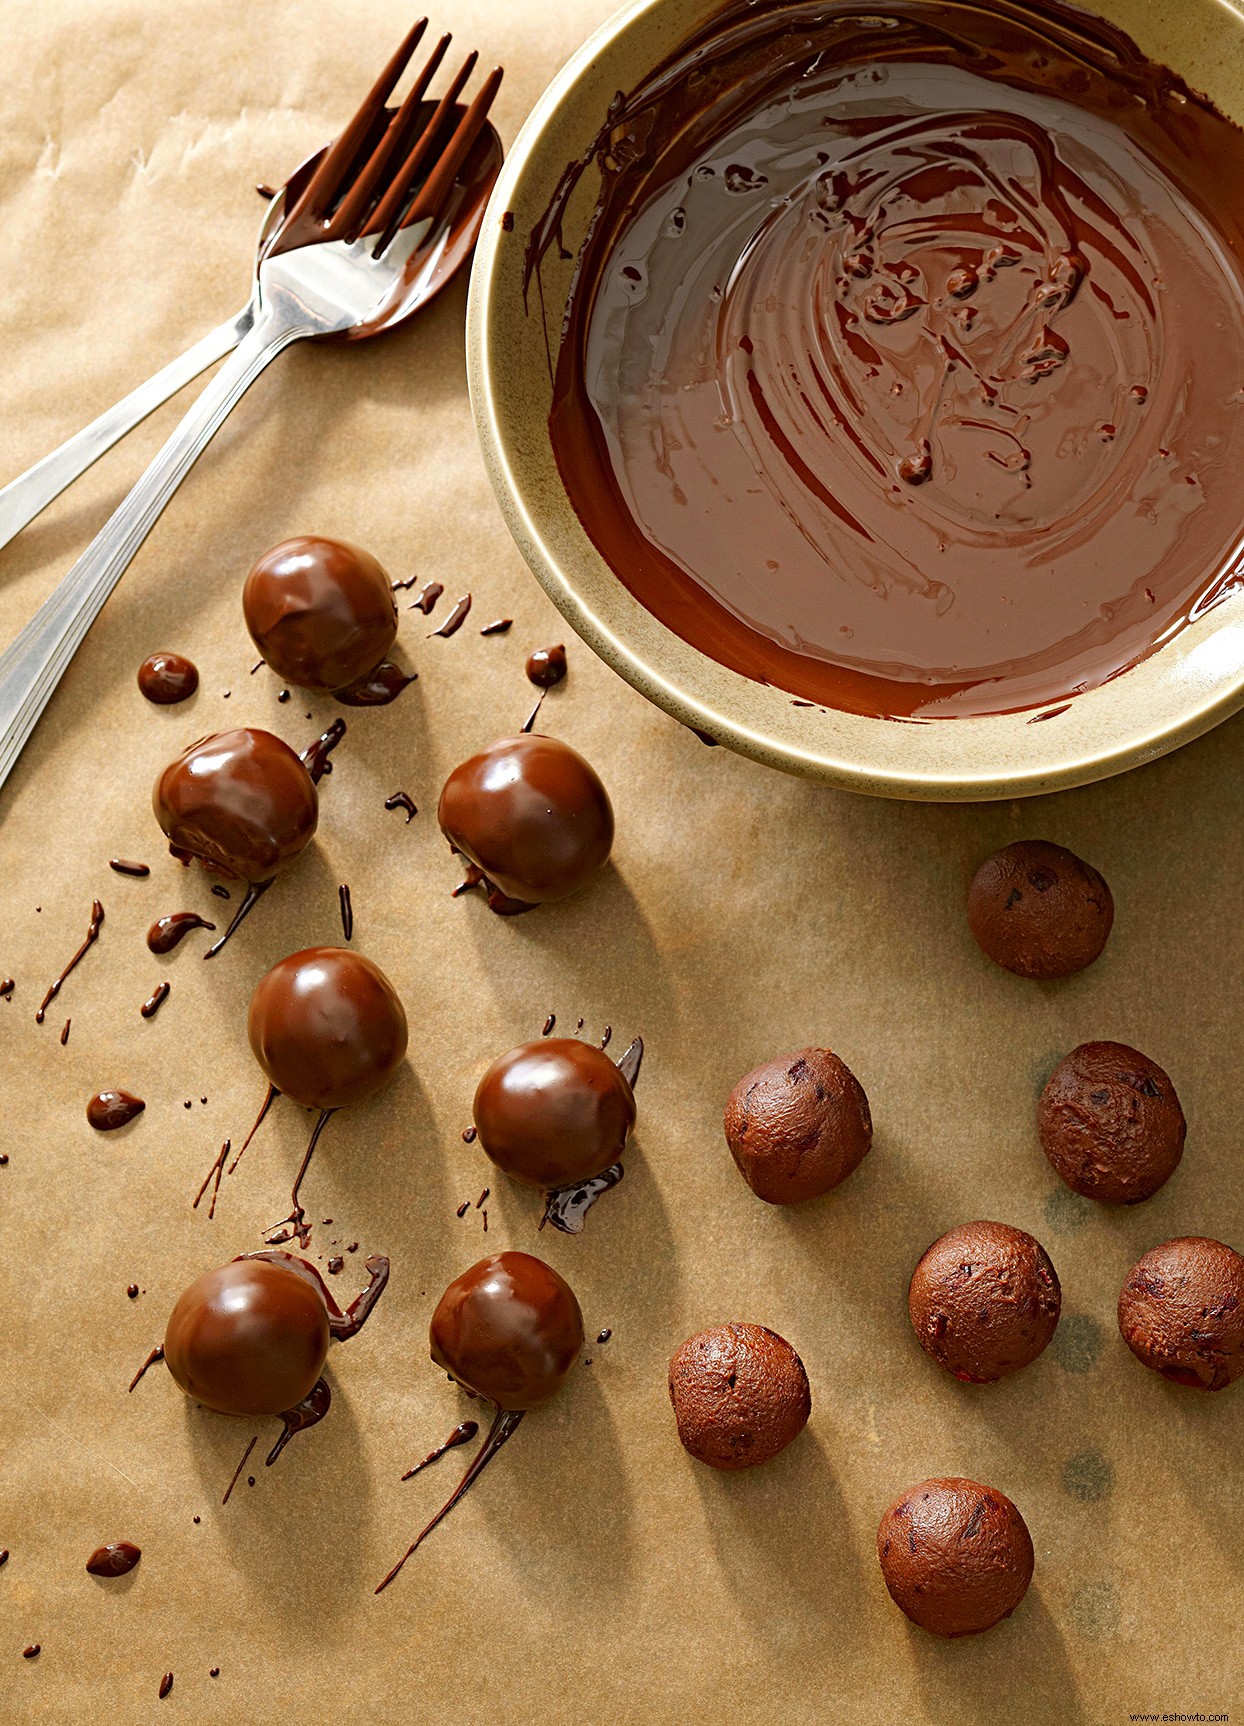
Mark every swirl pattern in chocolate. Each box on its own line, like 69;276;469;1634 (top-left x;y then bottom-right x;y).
548;0;1244;717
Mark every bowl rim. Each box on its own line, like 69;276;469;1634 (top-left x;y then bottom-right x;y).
466;0;1244;800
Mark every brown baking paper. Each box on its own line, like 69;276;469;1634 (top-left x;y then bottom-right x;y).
0;1;1240;1721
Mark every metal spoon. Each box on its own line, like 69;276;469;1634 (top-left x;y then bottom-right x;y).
0;108;501;555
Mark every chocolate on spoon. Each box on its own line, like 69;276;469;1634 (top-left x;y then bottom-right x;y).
377;1251;583;1590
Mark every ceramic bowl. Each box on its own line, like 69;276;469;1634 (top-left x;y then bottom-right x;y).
467;0;1244;799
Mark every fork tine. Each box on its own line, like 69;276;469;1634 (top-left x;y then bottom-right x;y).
402;65;503;231
331;32;452;242
367;51;481;248
282;17;429;234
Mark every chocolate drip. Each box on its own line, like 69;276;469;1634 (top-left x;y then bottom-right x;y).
0;979;13;1000
299;718;346;784
479;617;512;635
519;694;544;733
211;884;231;899
194;1084;278;1217
334;662;415;705
452;862;536;917
540;1163;625;1235
138;652;198;704
222;1436;256;1505
240;1248;390;1340
35;899;103;1023
616;1036;644;1088
401;1420;480;1479
596;1327;612;1344
263;1108;335;1248
542;1014;556;1036
266;1378;332;1466
429;594;472;637
129;1345;164;1392
140;982;171;1019
87;1090;145;1131
525;644;567;687
410;580;444;614
159;1674;173;1700
86;1542;141;1578
338;884;354;941
147;912;216;954
376;1408;525;1590
60;1018;71;1045
202;878;272;960
391;574;421;592
109;859;150;877
384;792;417;822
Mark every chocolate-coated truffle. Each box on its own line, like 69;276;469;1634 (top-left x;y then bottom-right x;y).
967;840;1113;980
877;1478;1034;1637
1039;1042;1185;1204
437;734;613;906
247;947;407;1111
668;1324;810;1470
473;1039;635;1189
1118;1237;1244;1390
909;1221;1061;1383
724;1048;871;1205
243;536;398;691
430;1252;583;1410
153;728;318;883
164;1258;329;1416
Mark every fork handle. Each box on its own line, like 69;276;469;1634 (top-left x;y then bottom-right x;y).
0;304;302;794
0;307;253;555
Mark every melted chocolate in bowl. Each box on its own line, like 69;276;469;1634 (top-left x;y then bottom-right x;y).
548;0;1244;719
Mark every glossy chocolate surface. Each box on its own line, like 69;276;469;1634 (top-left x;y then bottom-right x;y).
430;1251;583;1410
137;652;198;705
163;1259;329;1417
86;1090;145;1131
243;536;398;692
247;947;408;1111
547;0;1244;718
473;1038;635;1188
438;734;613;905
152;729;318;884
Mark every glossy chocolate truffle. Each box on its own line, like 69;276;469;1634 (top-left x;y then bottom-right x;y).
909;1221;1061;1383
967;840;1113;980
668;1324;810;1470
724;1048;871;1205
164;1258;329;1416
1039;1041;1185;1204
247;947;407;1111
437;734;614;905
153;728;318;883
430;1252;583;1410
1118;1237;1244;1391
473;1038;635;1188
877;1478;1034;1638
243;536;398;691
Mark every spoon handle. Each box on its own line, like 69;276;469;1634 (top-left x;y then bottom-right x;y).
0;308;254;555
0;302;303;795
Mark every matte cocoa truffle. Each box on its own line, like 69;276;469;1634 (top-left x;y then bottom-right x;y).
164;1257;329;1417
909;1221;1061;1383
473;1038;636;1188
243;536;398;692
1118;1237;1244;1390
967;840;1113;980
877;1478;1034;1637
668;1324;810;1470
1039;1041;1185;1204
724;1048;871;1205
437;734;614;908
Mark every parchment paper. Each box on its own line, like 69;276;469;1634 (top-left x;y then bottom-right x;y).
0;2;1240;1722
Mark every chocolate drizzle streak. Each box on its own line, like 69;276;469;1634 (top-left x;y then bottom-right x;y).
335;662;415;706
35;900;103;1023
410;580;444;614
109;859;150;877
376;1408;525;1591
479;617;512;635
384;792;417;822
299;719;347;784
202;879;273;961
147;912;216;954
401;1420;480;1479
429;594;472;637
128;1345;164;1392
140;982;171;1019
338;884;354;941
266;1378;332;1466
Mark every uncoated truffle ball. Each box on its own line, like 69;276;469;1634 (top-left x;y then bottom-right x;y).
1117;1237;1244;1391
877;1478;1034;1638
1039;1042;1185;1204
967;840;1113;980
668;1324;810;1470
723;1048;871;1205
908;1221;1061;1383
